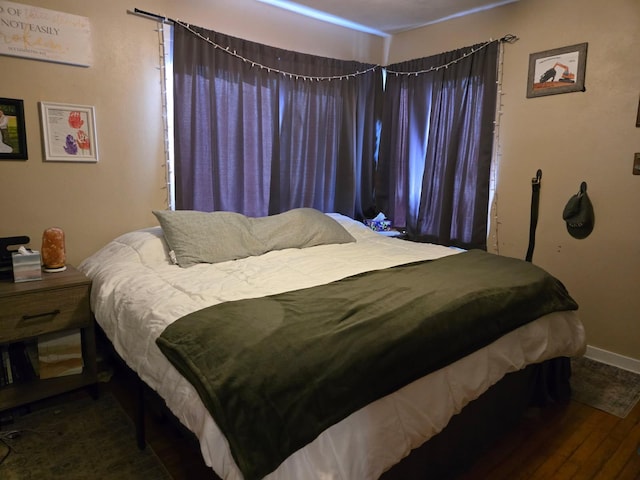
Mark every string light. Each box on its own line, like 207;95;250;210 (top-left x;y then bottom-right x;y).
157;20;175;210
175;19;517;82
386;34;517;77
487;35;516;255
175;20;376;81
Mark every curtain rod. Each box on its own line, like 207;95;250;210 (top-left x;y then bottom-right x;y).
130;7;518;45
129;7;174;23
500;34;518;43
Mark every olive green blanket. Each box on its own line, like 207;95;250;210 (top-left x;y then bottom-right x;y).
156;250;578;480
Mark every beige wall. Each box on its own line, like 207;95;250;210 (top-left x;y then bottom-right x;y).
390;0;640;361
0;0;383;265
1;0;638;360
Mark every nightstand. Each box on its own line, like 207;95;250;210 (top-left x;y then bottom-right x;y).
0;265;97;412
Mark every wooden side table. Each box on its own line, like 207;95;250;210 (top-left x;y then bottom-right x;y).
0;265;97;412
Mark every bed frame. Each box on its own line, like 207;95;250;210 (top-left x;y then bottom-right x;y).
381;356;570;479
98;326;571;479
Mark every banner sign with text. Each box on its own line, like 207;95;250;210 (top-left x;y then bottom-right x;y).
0;1;91;66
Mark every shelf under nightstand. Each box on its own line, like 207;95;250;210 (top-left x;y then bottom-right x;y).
0;265;97;413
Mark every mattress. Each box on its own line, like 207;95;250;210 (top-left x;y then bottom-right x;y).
79;213;586;480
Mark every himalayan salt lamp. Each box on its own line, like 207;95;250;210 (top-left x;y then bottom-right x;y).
41;227;67;272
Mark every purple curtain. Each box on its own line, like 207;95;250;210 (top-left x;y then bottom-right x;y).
173;23;382;219
377;42;498;249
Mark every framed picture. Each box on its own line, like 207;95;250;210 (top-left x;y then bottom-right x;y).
0;97;28;160
527;43;588;98
636;95;640;127
40;102;98;162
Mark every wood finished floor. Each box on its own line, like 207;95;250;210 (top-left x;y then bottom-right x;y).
107;364;640;480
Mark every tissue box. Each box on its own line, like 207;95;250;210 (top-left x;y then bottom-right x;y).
12;251;42;283
364;219;392;231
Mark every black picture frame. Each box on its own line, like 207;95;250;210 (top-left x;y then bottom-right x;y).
526;43;588;98
636;95;640;128
0;97;28;160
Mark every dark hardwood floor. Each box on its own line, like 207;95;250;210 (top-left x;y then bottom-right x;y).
106;364;219;480
106;363;640;480
459;394;640;480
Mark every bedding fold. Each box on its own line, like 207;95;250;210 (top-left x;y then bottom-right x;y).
156;249;578;480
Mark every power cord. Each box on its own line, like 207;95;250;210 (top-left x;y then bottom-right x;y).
0;431;19;466
0;429;53;466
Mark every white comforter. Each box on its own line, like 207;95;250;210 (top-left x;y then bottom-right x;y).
79;214;586;480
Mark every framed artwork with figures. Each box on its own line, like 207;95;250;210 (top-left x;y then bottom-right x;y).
0;97;28;161
40;102;98;162
527;43;588;98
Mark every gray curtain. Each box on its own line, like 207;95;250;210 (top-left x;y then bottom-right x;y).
173;23;382;218
377;42;498;249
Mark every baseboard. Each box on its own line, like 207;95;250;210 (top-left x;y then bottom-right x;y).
584;345;640;374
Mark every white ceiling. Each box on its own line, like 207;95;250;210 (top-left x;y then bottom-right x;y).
256;0;519;36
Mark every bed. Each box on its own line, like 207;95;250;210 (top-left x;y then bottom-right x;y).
78;208;586;480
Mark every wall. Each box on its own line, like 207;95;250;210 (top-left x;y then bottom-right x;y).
0;0;383;267
1;0;638;362
389;0;640;361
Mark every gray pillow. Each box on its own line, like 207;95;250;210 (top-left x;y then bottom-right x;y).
153;208;355;268
252;208;356;252
152;210;265;268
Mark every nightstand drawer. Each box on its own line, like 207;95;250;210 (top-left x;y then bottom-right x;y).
0;285;89;343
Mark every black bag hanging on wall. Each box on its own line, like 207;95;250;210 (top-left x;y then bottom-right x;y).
525;170;542;262
562;181;595;239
